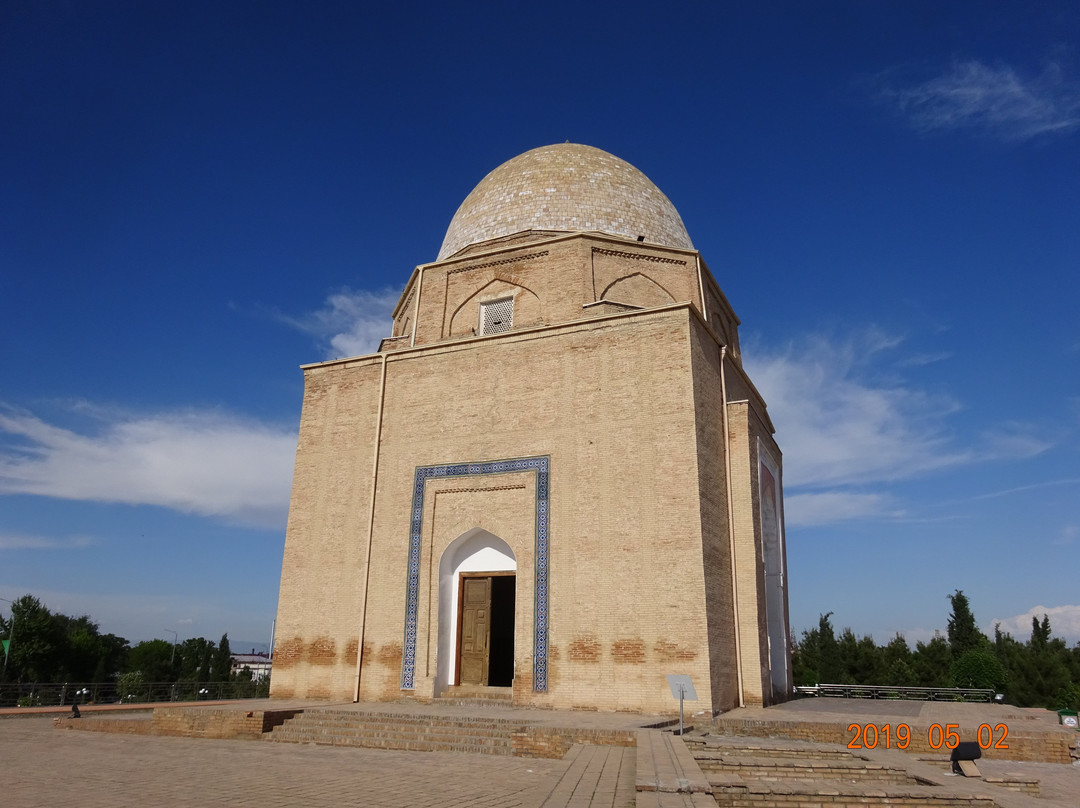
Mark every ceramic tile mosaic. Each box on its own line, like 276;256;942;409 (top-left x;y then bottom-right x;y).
400;456;551;692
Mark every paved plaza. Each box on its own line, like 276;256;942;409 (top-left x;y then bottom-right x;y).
0;716;588;808
3;699;1078;808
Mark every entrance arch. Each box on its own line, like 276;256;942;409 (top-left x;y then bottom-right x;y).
435;528;516;696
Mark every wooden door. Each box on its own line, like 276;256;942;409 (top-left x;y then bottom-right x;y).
459;576;491;685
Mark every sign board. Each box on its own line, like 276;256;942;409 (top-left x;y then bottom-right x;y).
666;674;697;701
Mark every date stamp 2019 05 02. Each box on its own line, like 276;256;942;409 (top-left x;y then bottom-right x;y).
847;722;1009;750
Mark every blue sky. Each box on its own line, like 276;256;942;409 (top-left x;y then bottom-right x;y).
2;2;1078;652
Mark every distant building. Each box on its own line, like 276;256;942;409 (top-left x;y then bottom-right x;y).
272;144;790;712
230;652;272;679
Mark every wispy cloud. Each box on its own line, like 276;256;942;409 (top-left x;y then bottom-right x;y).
977;422;1054;461
784;491;901;527
970;477;1080;501
745;330;968;490
991;604;1080;643
0;532;94;551
277;287;400;359
1055;525;1078;546
745;328;1053;527
0;405;296;529
895;351;952;368
884;59;1080;141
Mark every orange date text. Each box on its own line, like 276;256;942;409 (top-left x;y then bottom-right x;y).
846;723;1009;750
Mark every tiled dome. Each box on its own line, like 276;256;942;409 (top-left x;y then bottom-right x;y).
437;144;693;261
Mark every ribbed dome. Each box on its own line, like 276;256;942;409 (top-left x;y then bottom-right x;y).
437;144;693;261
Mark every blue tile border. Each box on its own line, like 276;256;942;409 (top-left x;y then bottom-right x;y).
400;456;550;692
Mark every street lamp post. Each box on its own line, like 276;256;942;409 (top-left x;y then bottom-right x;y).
164;629;178;669
164;629;178;701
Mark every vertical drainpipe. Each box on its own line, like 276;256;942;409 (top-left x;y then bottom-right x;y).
695;254;708;323
719;346;745;707
353;350;389;701
409;267;425;348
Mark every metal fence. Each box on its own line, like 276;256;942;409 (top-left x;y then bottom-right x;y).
794;683;997;702
0;679;270;709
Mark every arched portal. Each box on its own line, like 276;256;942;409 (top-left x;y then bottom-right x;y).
435;528;516;696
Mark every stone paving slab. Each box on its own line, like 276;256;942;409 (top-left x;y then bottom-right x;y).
538;743;635;807
1;716;570;808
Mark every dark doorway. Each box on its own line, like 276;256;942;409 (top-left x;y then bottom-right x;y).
488;575;516;686
457;573;515;687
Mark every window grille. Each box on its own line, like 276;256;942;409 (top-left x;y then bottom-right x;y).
479;297;513;335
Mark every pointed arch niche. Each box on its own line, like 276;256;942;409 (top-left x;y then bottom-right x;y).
600;272;675;308
400;456;550;694
447;278;542;337
435;529;516;694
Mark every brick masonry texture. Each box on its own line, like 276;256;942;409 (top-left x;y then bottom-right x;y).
274;149;789;714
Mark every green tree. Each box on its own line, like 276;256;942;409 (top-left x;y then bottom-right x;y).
2;595;64;682
816;613;841;683
1054;682;1080;711
836;628;883;684
883;634;917;686
1030;614;1051;649
791;627;820;686
993;624;1033;705
1025;615;1071;708
210;633;232;682
128;639;176;682
178;637;214;684
951;649;1007;690
790;596;1080;706
946;590;983;657
0;594;131;685
912;635;952;687
116;670;146;703
94;634;129;683
59;614;100;681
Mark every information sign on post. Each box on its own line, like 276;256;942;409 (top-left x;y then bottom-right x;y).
666;674;697;736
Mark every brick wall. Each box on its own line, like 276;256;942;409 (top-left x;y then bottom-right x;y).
511;726;636;758
275;307;724;713
55;708;302;740
273;230;785;714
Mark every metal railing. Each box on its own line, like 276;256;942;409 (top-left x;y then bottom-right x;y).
0;679;270;709
794;683;996;702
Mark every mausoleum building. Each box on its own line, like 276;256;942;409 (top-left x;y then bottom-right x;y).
271;144;790;713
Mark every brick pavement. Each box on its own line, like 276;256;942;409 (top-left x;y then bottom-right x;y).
1;716;572;808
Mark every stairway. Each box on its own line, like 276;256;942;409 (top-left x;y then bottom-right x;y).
264;708;525;755
436;685;515;708
683;733;1038;806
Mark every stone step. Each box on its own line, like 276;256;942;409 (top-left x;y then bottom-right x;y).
686;738;859;761
270;734;513;755
274;714;518;731
269;725;515;745
435;698;517;708
263;709;520;755
267;730;507;747
697;756;914;785
441;685;513;697
691;751;911;782
295;709;524;726
711;780;1001;807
